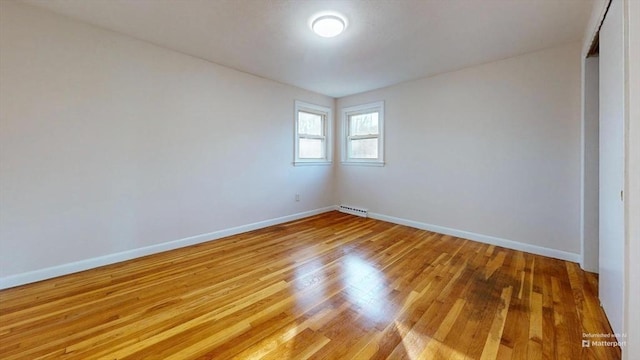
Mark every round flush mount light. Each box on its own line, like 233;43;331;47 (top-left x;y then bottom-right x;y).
311;14;346;38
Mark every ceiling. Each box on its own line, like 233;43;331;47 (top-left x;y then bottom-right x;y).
22;0;594;98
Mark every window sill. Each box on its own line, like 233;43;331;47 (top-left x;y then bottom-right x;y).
293;161;333;167
341;161;385;167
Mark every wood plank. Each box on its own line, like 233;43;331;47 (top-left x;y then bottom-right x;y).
480;286;513;360
433;298;465;342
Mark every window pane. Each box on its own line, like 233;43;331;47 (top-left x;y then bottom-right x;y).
349;112;379;136
298;111;323;136
299;138;324;159
349;138;378;159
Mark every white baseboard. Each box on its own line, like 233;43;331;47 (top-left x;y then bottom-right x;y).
368;212;581;263
1;206;580;289
0;206;337;290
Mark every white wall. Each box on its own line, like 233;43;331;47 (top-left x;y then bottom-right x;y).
0;1;592;290
336;43;583;258
0;2;334;284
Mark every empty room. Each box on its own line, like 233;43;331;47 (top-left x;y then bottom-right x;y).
0;0;638;359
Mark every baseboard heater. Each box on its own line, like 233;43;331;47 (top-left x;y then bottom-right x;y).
339;205;368;218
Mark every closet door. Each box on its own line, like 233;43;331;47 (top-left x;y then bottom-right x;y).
599;0;625;337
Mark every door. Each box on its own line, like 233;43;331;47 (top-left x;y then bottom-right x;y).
599;0;625;337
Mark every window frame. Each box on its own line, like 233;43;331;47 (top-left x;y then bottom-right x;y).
341;101;385;166
294;100;332;166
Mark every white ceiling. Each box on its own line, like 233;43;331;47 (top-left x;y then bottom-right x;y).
22;0;594;98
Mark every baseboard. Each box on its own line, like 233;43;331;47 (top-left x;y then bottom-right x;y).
368;212;581;263
0;206;337;290
1;206;580;289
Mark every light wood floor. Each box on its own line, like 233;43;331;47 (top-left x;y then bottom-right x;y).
0;211;620;359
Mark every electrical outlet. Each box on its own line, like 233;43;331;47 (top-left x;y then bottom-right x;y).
295;194;300;202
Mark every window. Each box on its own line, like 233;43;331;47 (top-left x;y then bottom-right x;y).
342;101;384;166
294;101;332;165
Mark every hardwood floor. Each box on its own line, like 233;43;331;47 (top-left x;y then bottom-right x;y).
0;211;621;359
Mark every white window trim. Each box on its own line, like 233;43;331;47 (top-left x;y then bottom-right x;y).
294;100;332;166
341;101;385;166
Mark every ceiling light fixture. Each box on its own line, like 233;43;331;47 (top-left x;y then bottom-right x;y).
312;14;346;38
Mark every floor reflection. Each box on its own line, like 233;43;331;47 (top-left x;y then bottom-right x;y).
293;258;328;310
342;255;392;324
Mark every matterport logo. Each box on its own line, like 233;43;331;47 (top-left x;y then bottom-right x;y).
582;332;627;348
